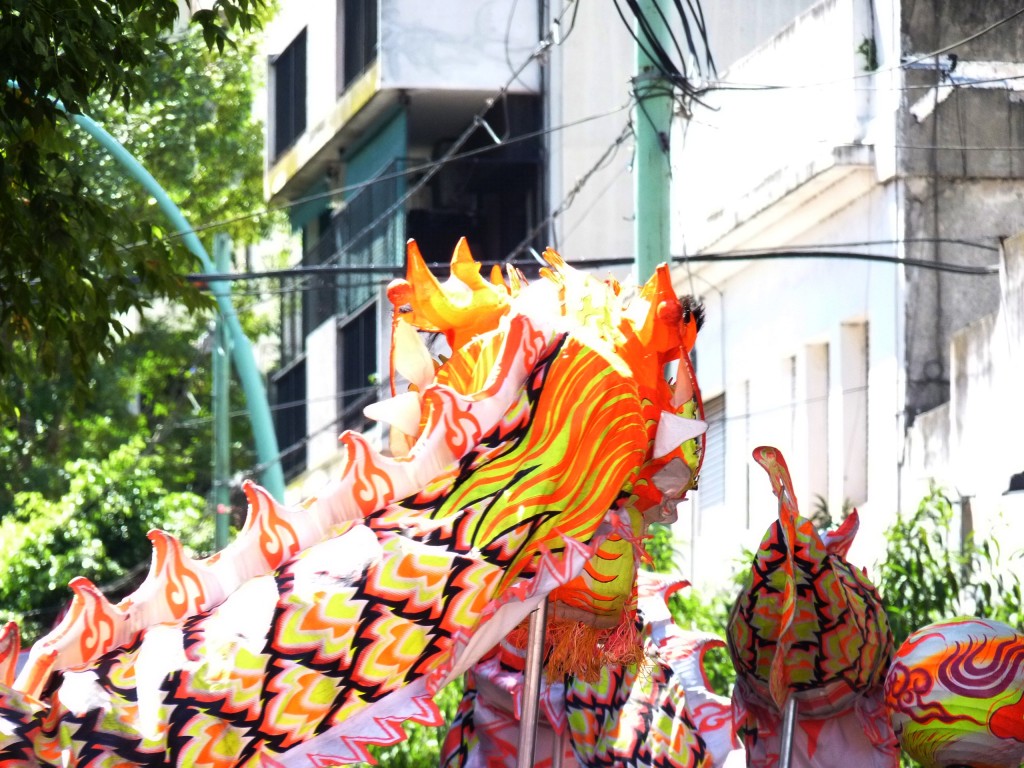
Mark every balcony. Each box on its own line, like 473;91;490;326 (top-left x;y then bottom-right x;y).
676;0;879;253
266;0;541;205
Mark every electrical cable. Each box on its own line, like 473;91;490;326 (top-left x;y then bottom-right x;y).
176;385;379;428
503;120;634;261
900;7;1024;70
186;240;1000;284
156;101;632;247
151;10;1024;246
296;0;603;287
708;71;1024;94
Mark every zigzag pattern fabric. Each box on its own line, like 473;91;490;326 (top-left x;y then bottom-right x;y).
0;241;709;767
726;447;898;768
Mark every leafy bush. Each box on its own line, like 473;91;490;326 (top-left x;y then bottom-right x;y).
877;486;1023;647
877;487;1023;768
647;522;738;695
0;437;211;642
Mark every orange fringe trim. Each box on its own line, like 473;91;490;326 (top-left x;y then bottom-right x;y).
499;612;646;683
502;606;649;682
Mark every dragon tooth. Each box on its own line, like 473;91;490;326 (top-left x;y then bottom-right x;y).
392;320;435;392
653;412;707;459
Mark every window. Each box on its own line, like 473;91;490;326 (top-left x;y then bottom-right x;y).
271;29;307;159
338;302;378;434
805;343;829;502
699;394;726;508
271;357;307;480
841;321;868;506
342;0;378;90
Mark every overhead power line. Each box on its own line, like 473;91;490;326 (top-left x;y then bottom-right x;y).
672;250;998;276
187;243;1000;284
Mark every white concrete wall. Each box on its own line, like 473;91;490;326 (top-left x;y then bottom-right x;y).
683;183;903;588
701;0;819;71
305;316;339;471
677;0;876;253
380;0;539;92
669;0;913;590
266;0;540;146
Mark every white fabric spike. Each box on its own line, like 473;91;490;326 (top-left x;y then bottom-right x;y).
363;391;423;437
393;320;435;391
653;412;707;459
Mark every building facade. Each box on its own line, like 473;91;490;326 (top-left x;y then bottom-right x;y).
261;0;1023;591
263;0;554;497
677;0;1024;585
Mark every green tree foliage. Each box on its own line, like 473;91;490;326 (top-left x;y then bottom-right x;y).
0;437;214;642
877;486;1024;647
646;522;738;696
73;22;277;248
0;309;263;514
0;301;271;643
0;9;281;640
0;0;270;414
877;488;966;646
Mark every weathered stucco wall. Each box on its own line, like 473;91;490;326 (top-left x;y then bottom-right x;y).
899;0;1024;421
902;178;1023;420
905;232;1024;564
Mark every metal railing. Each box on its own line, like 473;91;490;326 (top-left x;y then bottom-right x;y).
304;158;406;325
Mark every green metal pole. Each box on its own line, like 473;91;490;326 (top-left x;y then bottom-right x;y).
633;0;673;285
213;235;233;550
21;87;288;500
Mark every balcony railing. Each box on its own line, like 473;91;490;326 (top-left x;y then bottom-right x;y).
304;158;406;326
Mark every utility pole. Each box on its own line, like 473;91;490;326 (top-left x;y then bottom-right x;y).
633;0;673;284
213;234;233;551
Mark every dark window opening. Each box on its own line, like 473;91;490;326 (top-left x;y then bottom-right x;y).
271;357;307;480
342;0;378;90
338;302;377;434
272;29;307;159
407;95;543;264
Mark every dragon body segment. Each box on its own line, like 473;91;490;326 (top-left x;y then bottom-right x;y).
0;241;709;767
439;572;737;768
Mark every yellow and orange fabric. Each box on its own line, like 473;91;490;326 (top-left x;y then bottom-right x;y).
0;240;708;767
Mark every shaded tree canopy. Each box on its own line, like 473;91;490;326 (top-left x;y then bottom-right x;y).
0;0;270;415
0;2;284;642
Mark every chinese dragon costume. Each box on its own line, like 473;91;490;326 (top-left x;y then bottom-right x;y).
0;239;710;767
438;570;741;768
726;446;899;768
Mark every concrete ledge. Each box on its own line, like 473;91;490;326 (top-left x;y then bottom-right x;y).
696;143;876;253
